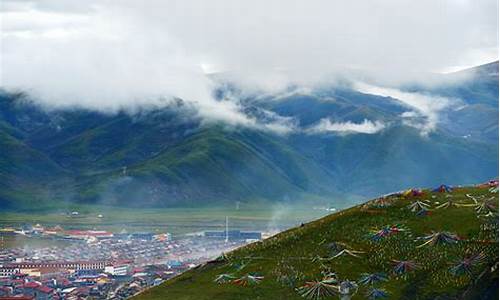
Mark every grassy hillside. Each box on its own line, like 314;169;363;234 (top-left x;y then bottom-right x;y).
135;184;499;300
66;127;339;206
0;129;69;209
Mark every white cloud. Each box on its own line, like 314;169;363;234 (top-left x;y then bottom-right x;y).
354;82;454;134
307;119;386;134
0;0;497;131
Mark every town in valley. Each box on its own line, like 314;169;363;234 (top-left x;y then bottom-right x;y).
0;219;263;300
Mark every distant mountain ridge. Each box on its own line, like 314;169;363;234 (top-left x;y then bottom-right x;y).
0;62;497;209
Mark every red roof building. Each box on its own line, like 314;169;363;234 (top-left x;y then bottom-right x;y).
22;282;39;289
35;286;53;294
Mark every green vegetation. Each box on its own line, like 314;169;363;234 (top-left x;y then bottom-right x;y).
0;235;71;250
1;61;498;209
134;185;498;299
0;203;329;235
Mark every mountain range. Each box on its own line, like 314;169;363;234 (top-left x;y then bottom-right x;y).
0;62;498;210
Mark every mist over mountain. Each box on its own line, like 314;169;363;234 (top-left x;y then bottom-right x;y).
0;62;497;210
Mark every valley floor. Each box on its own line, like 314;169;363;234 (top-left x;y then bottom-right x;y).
0;203;330;236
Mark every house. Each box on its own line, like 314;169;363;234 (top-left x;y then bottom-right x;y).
22;282;41;296
129;233;153;241
104;262;130;276
19;282;54;300
0;286;11;297
32;225;45;235
204;230;262;240
33;286;53;300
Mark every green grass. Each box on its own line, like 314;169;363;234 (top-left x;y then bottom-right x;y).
38;127;342;207
0;235;72;250
0;203;330;235
134;185;499;300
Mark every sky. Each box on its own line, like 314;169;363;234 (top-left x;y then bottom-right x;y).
0;0;498;130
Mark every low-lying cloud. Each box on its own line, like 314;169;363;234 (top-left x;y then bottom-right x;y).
308;118;386;134
0;0;497;131
354;82;454;134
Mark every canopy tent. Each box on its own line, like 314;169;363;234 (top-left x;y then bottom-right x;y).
432;185;453;193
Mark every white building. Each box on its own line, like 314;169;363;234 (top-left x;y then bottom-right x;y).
104;263;130;276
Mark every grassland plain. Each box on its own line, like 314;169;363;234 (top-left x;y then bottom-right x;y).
134;185;499;300
0;203;329;235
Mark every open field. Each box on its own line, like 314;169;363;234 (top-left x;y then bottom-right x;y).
0;235;72;249
0;202;331;236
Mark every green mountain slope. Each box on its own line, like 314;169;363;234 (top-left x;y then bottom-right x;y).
71;128;339;206
0;62;497;210
289;126;498;196
0;129;68;209
135;184;499;300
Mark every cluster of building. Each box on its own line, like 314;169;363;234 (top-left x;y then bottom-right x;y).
0;224;262;300
203;230;261;241
0;260;186;300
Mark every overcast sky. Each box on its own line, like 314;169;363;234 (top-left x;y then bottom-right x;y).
0;0;498;126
